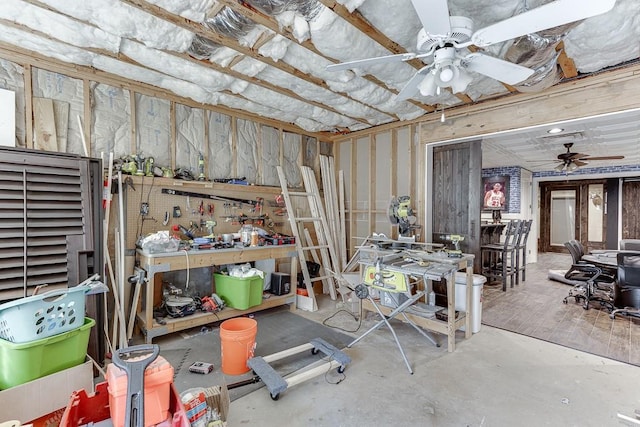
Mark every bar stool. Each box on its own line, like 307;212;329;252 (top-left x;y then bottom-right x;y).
515;219;533;283
481;220;522;291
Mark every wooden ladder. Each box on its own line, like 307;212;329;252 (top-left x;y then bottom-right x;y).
276;166;340;311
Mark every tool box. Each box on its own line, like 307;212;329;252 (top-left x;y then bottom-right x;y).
61;344;188;427
107;345;175;427
263;234;295;245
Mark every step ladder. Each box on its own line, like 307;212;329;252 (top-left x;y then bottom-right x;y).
277;165;341;310
246;337;351;400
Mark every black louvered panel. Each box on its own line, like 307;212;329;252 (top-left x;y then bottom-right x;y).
0;168;26;295
0;220;26;235
0;236;26;250
0;150;96;301
27;170;85;239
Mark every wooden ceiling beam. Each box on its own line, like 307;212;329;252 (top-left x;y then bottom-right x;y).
556;41;578;78
0;41;330;140
214;0;413;117
16;0;374;126
121;0;399;120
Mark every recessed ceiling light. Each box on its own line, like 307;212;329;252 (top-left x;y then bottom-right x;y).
547;127;564;134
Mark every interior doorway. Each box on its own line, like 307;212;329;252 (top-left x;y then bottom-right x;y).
539;179;608;253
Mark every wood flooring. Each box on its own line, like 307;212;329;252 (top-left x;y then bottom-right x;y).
481;252;640;366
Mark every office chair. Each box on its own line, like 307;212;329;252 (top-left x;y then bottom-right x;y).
348;261;438;374
566;239;617;281
610;252;640;320
563;241;614;311
620;239;640;251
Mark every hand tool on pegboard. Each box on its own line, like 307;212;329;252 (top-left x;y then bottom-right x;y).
161;188;262;207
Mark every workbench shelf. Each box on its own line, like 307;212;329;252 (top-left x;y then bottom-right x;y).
136;245;298;343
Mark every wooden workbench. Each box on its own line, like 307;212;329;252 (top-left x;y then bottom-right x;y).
136;245;297;343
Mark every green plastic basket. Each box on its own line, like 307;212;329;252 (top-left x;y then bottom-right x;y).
0;317;95;390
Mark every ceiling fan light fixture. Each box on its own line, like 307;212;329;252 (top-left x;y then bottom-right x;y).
554;163;566;172
451;68;473;93
418;73;438;96
439;66;455;82
567;162;579;172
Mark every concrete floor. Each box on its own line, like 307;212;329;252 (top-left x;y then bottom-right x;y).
226;294;640;426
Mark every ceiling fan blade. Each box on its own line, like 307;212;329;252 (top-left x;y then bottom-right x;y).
576;155;625;161
396;65;433;101
572;160;588;167
326;53;415;72
471;0;617;47
410;0;451;37
567;152;589;160
463;53;534;85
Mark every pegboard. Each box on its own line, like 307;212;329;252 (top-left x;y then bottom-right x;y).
122;175;293;247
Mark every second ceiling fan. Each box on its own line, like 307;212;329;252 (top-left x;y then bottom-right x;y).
326;0;617;100
553;143;624;172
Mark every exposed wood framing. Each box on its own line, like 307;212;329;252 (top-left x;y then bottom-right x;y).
129;89;136;155
120;0;391;123
170;101;176;170
0;42;330;141
222;0;429;114
556;41;578;78
23;64;33;149
349;137;356;249
391;128;398;199
328;61;640;144
203;109;209;172
4;4;369;128
419;63;640;143
82;79;91;156
231;116;238;176
256;124;263;184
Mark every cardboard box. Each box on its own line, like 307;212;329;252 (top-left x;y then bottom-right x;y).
0;359;93;425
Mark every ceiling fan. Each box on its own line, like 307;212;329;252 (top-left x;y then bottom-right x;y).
326;0;616;100
553;142;624;172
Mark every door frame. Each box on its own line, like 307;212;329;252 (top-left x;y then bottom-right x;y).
539;178;608;253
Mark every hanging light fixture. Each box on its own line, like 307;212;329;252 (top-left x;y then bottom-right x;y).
417;47;473;97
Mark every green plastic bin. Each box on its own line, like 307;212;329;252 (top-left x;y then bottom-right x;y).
0;317;95;390
214;274;264;310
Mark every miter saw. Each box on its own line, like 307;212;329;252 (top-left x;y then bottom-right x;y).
388;196;420;239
